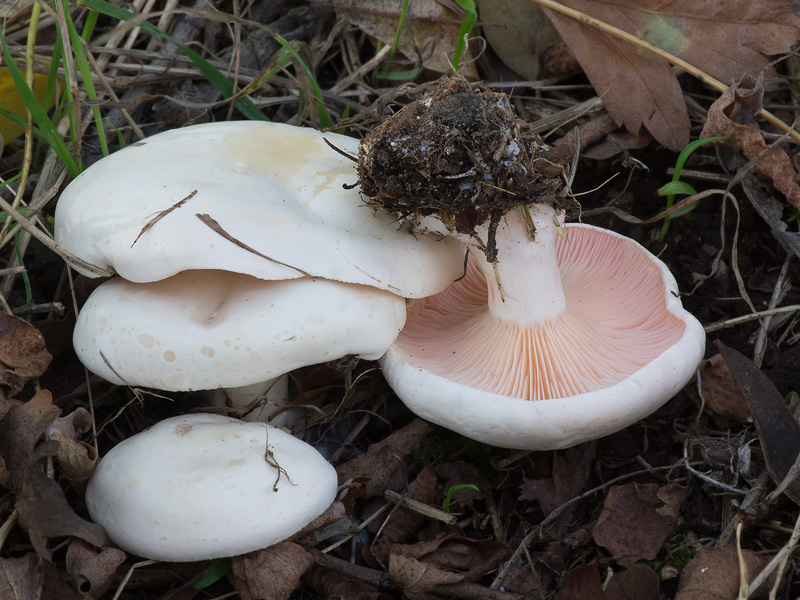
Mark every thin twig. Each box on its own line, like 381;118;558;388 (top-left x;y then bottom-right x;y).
704;305;800;333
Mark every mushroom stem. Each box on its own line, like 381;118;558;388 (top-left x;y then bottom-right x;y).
463;204;567;326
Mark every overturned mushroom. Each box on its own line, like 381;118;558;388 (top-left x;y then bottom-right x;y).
360;78;705;450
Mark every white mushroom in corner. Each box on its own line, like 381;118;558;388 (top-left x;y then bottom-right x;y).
85;414;338;561
54;121;465;417
358;77;706;450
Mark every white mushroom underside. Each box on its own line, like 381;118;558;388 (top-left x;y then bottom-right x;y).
380;224;706;450
75;270;406;391
86;414;338;561
55;121;464;298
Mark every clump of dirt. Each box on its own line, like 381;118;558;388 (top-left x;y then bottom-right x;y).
357;76;576;261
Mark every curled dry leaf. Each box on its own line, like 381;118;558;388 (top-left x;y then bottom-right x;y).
603;565;660;600
49;407;97;482
700;74;800;210
558;562;605;600
232;542;314;600
592;482;686;566
65;539;126;600
742;174;800;261
675;543;769;600
0;313;52;398
543;0;800;151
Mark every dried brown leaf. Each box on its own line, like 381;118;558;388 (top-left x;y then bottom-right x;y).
391;535;510;583
65;539;126;599
17;468;109;560
592;482;686;565
436;461;492;512
308;566;392;600
543;0;800;150
558;562;605;600
676;543;768;600
604;565;660;600
0;314;51;396
560;563;659;600
334;0;475;76
700;75;800;210
0;554;42;600
0;390;60;493
686;354;751;428
478;0;561;79
336;419;432;498
715;341;800;504
520;446;594;515
582;129;652;160
388;553;463;600
232;542;314;600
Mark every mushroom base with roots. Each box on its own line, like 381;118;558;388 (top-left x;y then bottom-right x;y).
379;204;706;450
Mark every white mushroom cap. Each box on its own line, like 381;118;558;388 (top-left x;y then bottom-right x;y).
85;414;338;561
74;270;407;391
380;221;706;450
55;121;463;298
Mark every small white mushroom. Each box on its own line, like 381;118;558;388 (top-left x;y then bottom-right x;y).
85;414;338;562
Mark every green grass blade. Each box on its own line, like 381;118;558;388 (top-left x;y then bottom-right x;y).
451;0;476;74
657;181;697;197
271;33;331;128
0;32;80;176
657;136;729;243
77;0;267;121
61;0;109;155
443;484;479;513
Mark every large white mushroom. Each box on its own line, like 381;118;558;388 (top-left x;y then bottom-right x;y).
85;414;338;561
54;121;465;415
55;121;461;295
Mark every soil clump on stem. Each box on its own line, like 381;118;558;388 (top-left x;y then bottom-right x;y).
357;76;577;261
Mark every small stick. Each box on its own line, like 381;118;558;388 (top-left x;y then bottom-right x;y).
384;489;458;525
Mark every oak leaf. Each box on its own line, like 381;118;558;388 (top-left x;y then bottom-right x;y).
542;0;800;150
